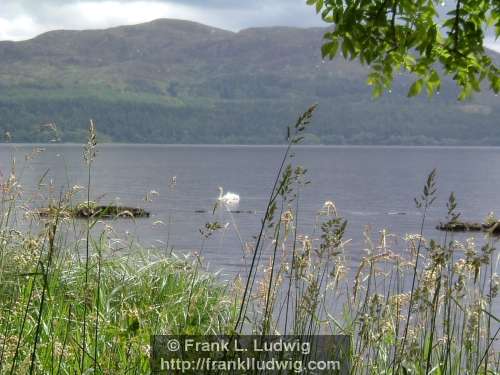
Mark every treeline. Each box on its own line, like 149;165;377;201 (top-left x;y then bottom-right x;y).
1;90;499;145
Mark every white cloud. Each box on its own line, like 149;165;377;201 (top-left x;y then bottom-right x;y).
0;0;498;57
0;1;206;40
0;15;42;40
0;0;322;41
53;1;188;30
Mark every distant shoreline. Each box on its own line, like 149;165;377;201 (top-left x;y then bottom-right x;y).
2;142;500;149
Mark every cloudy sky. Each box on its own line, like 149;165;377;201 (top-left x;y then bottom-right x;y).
0;0;498;52
0;0;323;40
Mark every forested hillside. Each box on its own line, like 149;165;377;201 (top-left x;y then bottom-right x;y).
0;19;499;144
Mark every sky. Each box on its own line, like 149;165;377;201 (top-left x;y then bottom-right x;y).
0;0;498;52
0;0;323;40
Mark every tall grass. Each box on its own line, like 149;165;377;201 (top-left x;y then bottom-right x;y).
0;132;236;374
228;107;499;374
0;107;498;374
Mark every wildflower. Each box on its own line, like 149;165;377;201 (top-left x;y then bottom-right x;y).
453;258;467;274
281;209;294;226
83;119;97;165
490;274;499;299
380;319;395;336
25;147;45;161
199;221;223;238
388;293;410;309
72;184;84;192
484;211;497;226
321;200;338;216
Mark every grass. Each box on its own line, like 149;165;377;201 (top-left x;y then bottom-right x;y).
0;232;234;373
0;126;236;374
0;108;499;373
226;106;500;373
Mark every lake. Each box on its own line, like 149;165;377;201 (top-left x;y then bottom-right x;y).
2;144;499;281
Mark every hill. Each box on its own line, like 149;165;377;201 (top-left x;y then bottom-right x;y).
0;19;499;144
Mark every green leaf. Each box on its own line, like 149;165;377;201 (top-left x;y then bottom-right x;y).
313;0;498;97
341;39;350;59
458;85;473;100
426;70;441;96
491;74;499;93
315;0;324;13
366;72;379;86
341;37;356;59
321;39;339;58
403;54;416;67
372;84;384;98
428;70;440;85
408;79;423;97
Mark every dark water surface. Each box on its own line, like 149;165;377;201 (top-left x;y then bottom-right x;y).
1;144;499;280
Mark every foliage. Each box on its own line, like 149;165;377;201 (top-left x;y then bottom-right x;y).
0;248;232;373
1;19;499;144
308;0;500;99
1;88;500;145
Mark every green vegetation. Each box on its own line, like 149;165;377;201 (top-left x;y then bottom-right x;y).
0;247;233;373
0;19;499;144
309;0;499;98
0;109;498;373
0;121;237;373
231;106;500;373
0;169;235;373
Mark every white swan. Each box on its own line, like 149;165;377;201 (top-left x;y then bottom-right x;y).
218;186;240;206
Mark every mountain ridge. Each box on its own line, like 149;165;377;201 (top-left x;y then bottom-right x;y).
0;18;499;144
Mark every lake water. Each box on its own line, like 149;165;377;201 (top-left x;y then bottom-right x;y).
2;144;500;281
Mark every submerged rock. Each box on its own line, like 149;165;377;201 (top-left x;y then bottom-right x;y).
38;205;150;219
437;221;482;232
482;221;500;234
75;205;150;218
437;220;500;234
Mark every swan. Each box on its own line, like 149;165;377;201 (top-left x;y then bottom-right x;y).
218;187;240;206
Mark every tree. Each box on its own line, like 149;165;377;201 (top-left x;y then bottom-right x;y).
308;0;499;99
